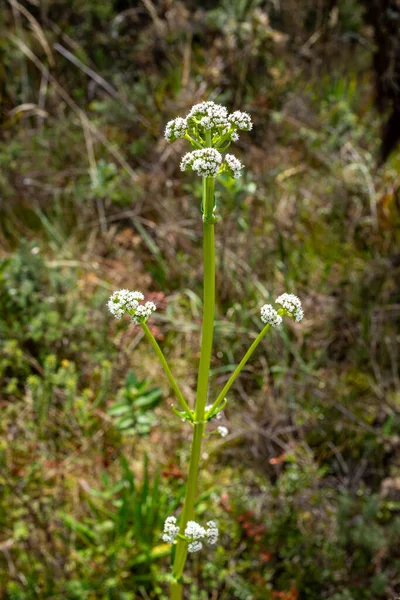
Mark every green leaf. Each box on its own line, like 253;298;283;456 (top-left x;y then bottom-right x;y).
133;389;162;409
59;513;98;544
107;403;131;416
116;417;135;429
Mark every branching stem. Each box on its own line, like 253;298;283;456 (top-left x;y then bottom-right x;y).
141;322;191;417
207;322;272;416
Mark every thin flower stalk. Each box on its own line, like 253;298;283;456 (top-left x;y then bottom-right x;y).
141;322;191;418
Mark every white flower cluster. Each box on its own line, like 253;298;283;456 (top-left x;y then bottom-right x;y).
162;516;180;544
229;110;253;131
131;301;157;325
260;304;283;327
217;425;229;438
187;101;229;130
275;293;304;322
165;101;252;143
107;289;144;319
107;289;156;324
205;520;219;545
259;294;304;326
185;520;206;553
165;102;253;178
165;101;253;179
185;519;219;553
181;148;222;177
225;153;243;179
165;117;187;142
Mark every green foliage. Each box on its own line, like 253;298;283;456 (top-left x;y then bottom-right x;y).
0;241;111;359
107;371;162;436
57;455;174;599
0;240;114;389
2;455;174;600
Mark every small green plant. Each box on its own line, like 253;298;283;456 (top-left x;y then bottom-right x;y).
107;101;305;599
107;370;162;436
60;455;173;597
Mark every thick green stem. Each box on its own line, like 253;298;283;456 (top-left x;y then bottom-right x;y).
195;183;215;421
169;174;215;599
170;581;183;600
207;322;271;416
170;421;205;589
141;322;191;417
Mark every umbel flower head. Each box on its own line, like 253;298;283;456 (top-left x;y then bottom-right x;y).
187;101;229;129
164;117;187;143
260;294;304;326
224;154;244;179
185;521;206;553
165;101;253;179
107;289;156;324
275;293;304;322
181;148;222;178
229;110;252;131
260;304;282;327
184;519;219;553
205;520;219;545
162;516;180;544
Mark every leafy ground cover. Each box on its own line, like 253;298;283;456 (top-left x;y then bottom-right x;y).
1;1;400;599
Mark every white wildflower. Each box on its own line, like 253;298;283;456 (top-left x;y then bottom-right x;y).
188;540;203;553
107;290;156;324
126;291;145;310
145;300;156;312
185;521;206;553
107;289;144;319
275;293;304;322
260;304;282;327
162;516;179;544
199;116;213;130
165;117;187;143
185;520;206;540
187;101;229;131
217;426;229;438
224;153;244;179
131;301;157;325
229;110;253;131
184;519;218;553
205;521;219;545
293;306;304;322
180;148;222;177
231;131;239;142
108;289;129;319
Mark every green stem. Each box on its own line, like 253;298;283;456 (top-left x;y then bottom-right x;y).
170;581;183;600
196;181;215;421
184;133;203;149
170;420;205;591
170;173;215;599
141;322;191;417
207;322;271;416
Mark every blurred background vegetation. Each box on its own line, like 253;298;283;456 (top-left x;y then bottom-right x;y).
1;1;400;599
